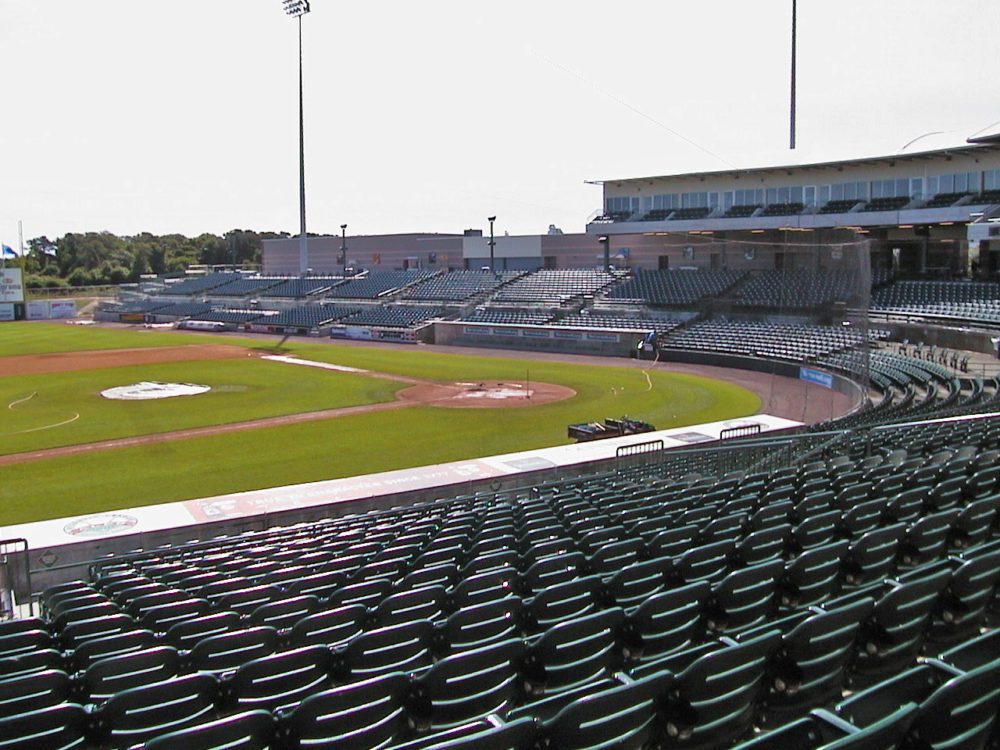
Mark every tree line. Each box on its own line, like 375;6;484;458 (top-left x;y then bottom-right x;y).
17;229;289;290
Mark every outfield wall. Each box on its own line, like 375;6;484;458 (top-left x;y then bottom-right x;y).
433;320;638;357
1;414;802;597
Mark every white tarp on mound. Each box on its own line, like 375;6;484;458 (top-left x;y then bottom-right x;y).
100;382;211;400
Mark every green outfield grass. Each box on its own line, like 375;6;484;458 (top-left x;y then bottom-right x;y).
0;322;761;524
0;359;398;454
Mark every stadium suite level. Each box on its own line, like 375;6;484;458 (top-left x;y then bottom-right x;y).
262;134;1000;280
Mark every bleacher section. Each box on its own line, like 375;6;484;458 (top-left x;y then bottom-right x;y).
187;310;266;325
259;278;344;298
259;305;360;328
460;310;554;326
872;280;1000;324
861;196;911;212
735;270;865;309
161;272;240;296
492;270;623;306
556;313;685;335
143;302;213;318
402;271;520;302
606;269;745;306
339;306;444;329
758;202;805;217
326;272;433;300
662;320;887;362
11;407;1000;748
724;204;761;218
208;278;285;298
818;199;861;214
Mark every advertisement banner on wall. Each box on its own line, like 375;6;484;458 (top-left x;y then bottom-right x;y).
26;301;50;320
0;268;24;303
0;303;15;322
49;300;77;318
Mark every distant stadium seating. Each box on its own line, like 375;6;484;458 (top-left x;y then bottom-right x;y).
662;319;887;362
861;196;911;212
402;271;521;302
492;270;623;306
872;280;1000;324
460;309;554;326
161;272;241;296
326;272;433;300
735;270;865;308
207;278;285;298
924;191;971;208
606;269;745;306
556;313;685;334
260;278;344;298
339;306;444;329
759;202;805;217
260;305;360;328
818;199;861;214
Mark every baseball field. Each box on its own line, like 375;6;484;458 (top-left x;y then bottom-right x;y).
0;322;762;525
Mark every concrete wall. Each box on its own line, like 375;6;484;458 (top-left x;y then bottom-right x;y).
432;321;637;357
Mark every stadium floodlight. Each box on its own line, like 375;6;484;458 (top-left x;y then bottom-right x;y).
282;0;310;17
281;0;311;274
487;216;497;277
340;224;348;278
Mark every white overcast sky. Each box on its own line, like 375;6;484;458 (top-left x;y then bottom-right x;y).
2;1;998;246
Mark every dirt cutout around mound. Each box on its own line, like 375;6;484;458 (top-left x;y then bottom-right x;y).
398;380;575;408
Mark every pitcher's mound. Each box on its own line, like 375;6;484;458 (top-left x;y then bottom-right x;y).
398;380;575;409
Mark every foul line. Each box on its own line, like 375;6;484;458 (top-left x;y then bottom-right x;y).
5;391;80;434
7;392;38;410
8;413;80;434
261;355;369;374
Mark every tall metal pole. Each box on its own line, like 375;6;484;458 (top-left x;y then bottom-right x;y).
282;1;311;273
340;224;347;277
790;0;797;150
488;216;497;276
297;12;308;273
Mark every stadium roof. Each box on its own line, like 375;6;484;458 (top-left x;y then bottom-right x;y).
594;134;1000;188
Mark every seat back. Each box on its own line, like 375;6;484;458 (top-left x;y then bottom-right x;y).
524;608;625;696
84;645;180;703
97;673;220;749
540;674;663;750
0;702;90;750
627;581;708;662
904;659;1000;750
287;604;367;649
231;645;333;714
280;671;410;750
143;710;276;750
410;638;526;729
665;629;781;750
0;669;71;715
187;626;279;674
341;619;436;680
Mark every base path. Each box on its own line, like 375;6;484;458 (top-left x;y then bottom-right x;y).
0;345;251;377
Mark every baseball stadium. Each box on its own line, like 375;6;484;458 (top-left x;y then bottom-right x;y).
5;73;1000;750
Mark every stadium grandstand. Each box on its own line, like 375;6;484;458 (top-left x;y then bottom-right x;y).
5;135;1000;748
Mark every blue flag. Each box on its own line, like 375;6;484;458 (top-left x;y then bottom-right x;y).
1;245;16;258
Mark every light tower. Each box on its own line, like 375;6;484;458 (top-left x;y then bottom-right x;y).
487;216;497;277
281;0;311;273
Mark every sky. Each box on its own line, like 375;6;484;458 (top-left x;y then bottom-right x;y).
2;1;999;247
